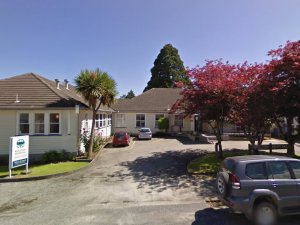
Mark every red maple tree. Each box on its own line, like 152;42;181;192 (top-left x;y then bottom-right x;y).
266;40;300;156
229;62;273;150
173;60;238;158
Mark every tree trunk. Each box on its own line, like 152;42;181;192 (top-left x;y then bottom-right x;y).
88;110;97;159
286;116;295;157
218;140;223;158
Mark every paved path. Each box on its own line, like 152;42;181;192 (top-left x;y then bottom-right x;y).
0;138;299;225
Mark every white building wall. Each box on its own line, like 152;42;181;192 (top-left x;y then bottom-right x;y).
79;110;112;138
0;109;79;157
112;112;194;135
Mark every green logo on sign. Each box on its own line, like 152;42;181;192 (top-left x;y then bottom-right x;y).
17;139;25;148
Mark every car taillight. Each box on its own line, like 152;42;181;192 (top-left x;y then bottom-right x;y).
230;174;241;190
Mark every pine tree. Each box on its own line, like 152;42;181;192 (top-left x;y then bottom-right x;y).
143;44;187;92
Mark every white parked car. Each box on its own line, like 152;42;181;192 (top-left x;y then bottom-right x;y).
138;128;152;140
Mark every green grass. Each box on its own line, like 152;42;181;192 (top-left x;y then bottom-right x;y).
0;161;89;178
187;150;249;174
188;149;300;175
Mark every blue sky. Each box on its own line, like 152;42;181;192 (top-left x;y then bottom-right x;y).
0;0;300;96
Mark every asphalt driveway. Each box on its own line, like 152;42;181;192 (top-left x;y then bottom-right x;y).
0;137;300;225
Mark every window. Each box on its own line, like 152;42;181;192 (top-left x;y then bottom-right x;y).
175;115;183;127
246;163;267;179
19;113;29;134
136;114;145;127
116;114;126;127
34;113;45;134
155;114;164;128
18;112;60;135
268;161;291;179
95;114;108;128
289;161;300;179
96;114;102;128
49;113;60;134
103;114;106;127
107;114;112;126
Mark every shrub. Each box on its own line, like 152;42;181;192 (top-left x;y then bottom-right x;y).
43;150;73;164
80;132;105;153
158;117;169;133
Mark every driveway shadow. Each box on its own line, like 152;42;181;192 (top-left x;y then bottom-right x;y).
192;208;300;225
118;149;215;196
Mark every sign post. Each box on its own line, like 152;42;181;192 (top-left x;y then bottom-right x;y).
9;135;29;178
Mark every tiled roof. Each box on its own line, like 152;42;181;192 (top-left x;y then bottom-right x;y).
0;73;112;111
111;88;182;113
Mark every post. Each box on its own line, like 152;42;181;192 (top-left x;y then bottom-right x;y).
269;143;273;154
248;144;252;154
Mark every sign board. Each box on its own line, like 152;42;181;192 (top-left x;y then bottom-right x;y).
9;135;29;177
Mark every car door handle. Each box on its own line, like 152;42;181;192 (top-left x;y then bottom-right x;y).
272;183;277;188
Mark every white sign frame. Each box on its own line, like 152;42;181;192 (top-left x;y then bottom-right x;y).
9;135;29;177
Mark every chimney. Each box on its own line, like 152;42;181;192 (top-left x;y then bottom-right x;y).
64;79;69;89
55;79;60;89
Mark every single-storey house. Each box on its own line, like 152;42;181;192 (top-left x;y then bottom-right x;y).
111;88;241;136
111;88;196;135
0;73;113;162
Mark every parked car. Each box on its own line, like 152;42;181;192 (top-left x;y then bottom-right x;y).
138;128;152;140
112;131;130;147
216;155;300;225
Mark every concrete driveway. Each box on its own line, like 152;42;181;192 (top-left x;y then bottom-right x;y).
0;137;300;225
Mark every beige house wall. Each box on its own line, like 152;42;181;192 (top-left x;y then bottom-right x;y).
112;112;194;134
0;109;79;160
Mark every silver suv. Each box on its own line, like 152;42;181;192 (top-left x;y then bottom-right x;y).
216;155;300;225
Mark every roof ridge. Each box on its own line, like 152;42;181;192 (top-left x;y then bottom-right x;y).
31;73;68;100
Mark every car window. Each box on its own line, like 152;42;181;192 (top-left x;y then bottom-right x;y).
289;161;300;179
268;161;291;179
140;128;150;132
114;133;125;138
222;159;236;173
246;162;267;179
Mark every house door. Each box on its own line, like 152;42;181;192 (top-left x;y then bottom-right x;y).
194;115;201;132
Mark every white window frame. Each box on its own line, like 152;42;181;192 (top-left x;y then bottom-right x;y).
34;113;45;134
18;113;30;135
136;114;146;128
116;114;126;128
107;114;112;126
17;112;61;135
49;113;61;134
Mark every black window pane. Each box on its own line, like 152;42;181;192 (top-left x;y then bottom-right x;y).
35;124;44;133
50;124;59;133
50;113;59;123
246;163;267;179
35;113;44;123
20;113;29;123
20;124;29;134
268;162;291;179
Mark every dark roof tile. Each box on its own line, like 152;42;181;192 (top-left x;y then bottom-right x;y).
111;88;182;113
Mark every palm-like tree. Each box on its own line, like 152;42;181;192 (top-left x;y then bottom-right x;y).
75;69;117;159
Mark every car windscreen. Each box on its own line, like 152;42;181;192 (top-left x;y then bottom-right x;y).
114;133;126;138
140;128;150;132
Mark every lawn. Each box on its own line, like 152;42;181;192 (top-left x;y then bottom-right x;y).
0;161;89;178
187;150;249;174
188;149;300;175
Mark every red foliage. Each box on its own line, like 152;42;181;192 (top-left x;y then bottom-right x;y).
173;60;238;119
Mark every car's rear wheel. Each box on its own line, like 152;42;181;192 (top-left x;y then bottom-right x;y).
254;202;277;225
216;172;229;197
